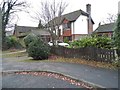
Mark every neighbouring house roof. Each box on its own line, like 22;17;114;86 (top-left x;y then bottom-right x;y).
94;23;115;33
14;25;37;37
14;25;37;33
14;25;50;36
31;29;50;36
47;9;94;26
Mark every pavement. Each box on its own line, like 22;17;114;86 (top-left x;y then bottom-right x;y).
2;53;119;88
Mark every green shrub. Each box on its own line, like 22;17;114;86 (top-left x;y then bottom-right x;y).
27;38;50;60
112;60;120;68
23;33;38;48
63;37;69;43
5;36;22;49
70;35;112;49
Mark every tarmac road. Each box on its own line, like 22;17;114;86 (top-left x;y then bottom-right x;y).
2;55;119;88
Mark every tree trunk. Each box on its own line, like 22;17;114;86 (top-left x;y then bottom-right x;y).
2;24;6;50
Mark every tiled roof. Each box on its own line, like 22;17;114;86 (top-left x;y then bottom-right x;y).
31;29;50;36
48;9;94;26
63;10;87;21
94;23;115;33
14;25;50;37
15;25;37;33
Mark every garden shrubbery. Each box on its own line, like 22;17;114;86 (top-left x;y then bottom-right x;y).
24;34;50;60
5;36;23;49
69;35;112;49
23;33;38;48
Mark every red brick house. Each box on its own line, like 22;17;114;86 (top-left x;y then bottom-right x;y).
48;4;94;41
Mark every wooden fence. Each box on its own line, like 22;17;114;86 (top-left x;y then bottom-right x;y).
50;46;116;63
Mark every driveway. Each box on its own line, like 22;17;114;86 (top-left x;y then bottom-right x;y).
2;56;118;88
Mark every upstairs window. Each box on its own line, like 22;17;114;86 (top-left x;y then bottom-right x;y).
63;22;71;30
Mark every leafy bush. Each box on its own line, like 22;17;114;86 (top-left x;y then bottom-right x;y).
69;35;112;49
23;33;38;48
5;36;22;49
112;60;120;68
63;37;69;43
27;38;50;60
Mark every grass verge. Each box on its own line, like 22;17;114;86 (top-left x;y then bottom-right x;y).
2;51;27;58
21;57;118;70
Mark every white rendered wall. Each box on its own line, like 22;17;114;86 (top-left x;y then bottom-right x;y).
59;25;63;35
74;15;88;34
71;22;74;34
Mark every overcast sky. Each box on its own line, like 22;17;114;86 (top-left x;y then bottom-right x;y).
15;0;120;30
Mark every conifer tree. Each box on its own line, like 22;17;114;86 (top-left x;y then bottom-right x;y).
113;14;120;50
113;14;120;57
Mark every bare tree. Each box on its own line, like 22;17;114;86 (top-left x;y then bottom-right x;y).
32;0;68;46
0;0;29;49
102;13;117;24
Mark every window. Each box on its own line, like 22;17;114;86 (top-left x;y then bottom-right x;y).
67;23;71;28
63;22;71;30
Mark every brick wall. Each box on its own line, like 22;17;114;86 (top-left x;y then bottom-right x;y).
63;29;72;36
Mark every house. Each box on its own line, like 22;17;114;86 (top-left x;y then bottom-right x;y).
48;4;94;41
94;23;115;38
13;24;51;42
13;24;37;38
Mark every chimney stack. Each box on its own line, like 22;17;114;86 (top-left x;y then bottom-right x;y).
86;4;93;34
86;4;91;16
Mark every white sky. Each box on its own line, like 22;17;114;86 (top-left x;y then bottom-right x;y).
16;0;120;30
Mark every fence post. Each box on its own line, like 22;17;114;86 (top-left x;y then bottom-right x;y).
93;47;97;61
114;49;119;61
